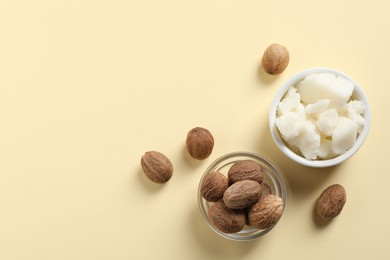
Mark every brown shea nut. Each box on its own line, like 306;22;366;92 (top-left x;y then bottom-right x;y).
316;184;346;219
140;151;173;183
208;200;246;233
223;180;262;209
262;43;290;75
200;171;228;202
248;195;284;230
186;127;214;160
227;160;264;185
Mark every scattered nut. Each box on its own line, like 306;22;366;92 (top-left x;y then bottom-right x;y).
140;151;173;183
201;171;229;202
223;180;262;209
228;160;264;184
316;184;346;219
208;200;246;233
186;127;214;160
262;43;289;75
248;195;284;230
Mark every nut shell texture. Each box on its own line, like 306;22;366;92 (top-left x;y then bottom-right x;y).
316;184;346;219
140;151;173;183
228;160;264;184
208;200;246;233
262;43;290;75
223;180;262;209
248;195;284;229
201;171;229;202
186;127;214;160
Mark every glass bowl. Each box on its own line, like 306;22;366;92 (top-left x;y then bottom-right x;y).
198;152;287;241
269;67;371;168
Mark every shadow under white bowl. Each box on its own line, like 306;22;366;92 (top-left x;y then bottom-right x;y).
269;67;371;168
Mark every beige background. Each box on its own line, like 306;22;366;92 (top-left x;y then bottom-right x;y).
1;1;389;259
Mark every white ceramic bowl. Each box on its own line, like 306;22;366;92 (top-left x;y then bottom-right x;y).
269;67;371;168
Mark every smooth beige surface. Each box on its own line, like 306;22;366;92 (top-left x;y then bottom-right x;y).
1;1;389;259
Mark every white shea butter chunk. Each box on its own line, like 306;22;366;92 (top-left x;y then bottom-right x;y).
277;87;301;115
294;120;321;160
276;115;320;160
305;99;330;114
296;73;354;110
295;103;306;119
317;109;339;137
318;138;337;159
332;117;358;154
275;112;304;141
341;100;365;133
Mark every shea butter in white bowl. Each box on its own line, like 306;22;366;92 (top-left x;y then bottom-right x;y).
269;67;371;168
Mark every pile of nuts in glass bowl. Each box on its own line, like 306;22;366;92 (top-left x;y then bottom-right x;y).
198;152;287;241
